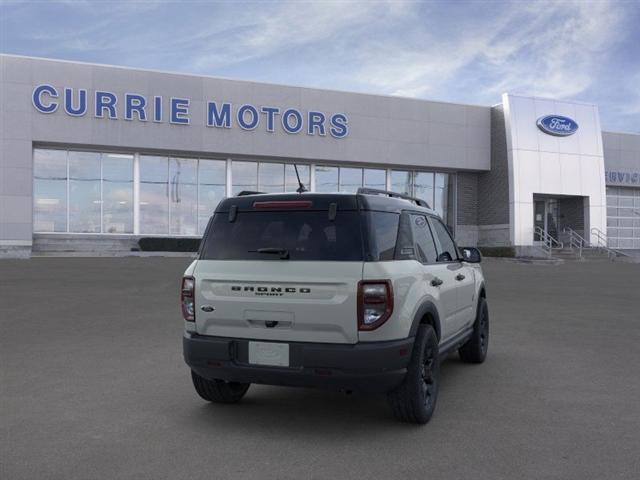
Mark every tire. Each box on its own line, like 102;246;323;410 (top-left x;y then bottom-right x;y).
387;324;440;424
191;371;250;404
458;297;489;364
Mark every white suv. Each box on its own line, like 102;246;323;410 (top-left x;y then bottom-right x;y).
182;189;488;424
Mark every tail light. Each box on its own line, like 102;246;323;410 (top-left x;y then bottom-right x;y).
181;276;195;321
358;280;393;331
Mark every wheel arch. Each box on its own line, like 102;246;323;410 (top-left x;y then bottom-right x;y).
478;281;487;299
409;301;442;341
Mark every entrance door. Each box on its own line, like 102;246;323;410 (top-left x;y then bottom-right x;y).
533;198;559;242
534;200;546;241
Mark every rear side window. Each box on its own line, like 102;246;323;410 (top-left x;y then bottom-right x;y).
200;211;363;261
410;214;438;263
429;217;459;262
363;211;400;261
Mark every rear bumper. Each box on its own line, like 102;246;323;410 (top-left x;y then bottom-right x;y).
183;332;414;393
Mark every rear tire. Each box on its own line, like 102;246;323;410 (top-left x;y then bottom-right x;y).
387;324;439;424
458;297;489;363
191;371;250;404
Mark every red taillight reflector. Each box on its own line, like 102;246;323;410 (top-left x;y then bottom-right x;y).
181;276;195;322
253;200;313;209
357;280;394;331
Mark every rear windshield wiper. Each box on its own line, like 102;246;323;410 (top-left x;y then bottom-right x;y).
249;247;290;259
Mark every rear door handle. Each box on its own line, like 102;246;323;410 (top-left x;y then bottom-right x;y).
431;277;443;287
455;274;465;281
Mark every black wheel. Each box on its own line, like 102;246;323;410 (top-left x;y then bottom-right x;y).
191;371;250;404
458;297;489;363
387;324;440;424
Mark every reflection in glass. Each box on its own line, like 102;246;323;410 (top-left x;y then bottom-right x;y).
391;170;412;196
363;169;386;190
434;173;448;221
170;158;197;235
32;150;455;239
33;149;67;232
140;155;169;234
102;154;133;233
339;168;362;193
285;164;310;192
414;172;434;209
259;163;284;192
232;161;257;194
315;166;338;192
198;159;226;234
69;151;101;233
446;173;455;230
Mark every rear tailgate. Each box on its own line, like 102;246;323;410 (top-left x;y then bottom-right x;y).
194;196;365;344
194;260;362;344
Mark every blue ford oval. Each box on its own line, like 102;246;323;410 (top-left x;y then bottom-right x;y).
536;115;579;137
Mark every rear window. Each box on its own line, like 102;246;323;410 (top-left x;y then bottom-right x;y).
200;210;364;261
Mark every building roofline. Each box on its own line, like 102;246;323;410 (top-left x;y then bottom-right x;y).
0;53;492;109
602;129;640;136
502;92;599;108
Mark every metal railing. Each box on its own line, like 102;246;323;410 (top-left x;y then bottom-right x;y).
563;227;586;259
535;226;563;257
590;227;628;259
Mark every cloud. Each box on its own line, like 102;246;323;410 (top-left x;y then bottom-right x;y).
186;1;411;72
348;0;626;103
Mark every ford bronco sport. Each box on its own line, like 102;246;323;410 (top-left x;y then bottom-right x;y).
182;188;488;424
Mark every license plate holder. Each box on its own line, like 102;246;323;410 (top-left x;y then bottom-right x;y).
248;341;290;367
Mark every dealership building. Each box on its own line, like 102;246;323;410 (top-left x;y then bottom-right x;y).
1;54;639;258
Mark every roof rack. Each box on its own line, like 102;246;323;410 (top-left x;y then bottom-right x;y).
236;190;266;196
357;188;431;209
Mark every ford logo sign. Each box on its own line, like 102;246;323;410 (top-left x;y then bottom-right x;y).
536;115;579;137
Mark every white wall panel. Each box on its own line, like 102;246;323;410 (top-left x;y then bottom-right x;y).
539;151;563;193
503;93;607;246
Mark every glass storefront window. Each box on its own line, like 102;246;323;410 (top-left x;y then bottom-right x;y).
315;166;338;192
102;154;133;234
32;150;456;239
285;164;310;192
140;155;169;234
33;149;67;232
198;159;226;234
391;170;412;196
232;161;258;194
414;172;434;209
68;151;101;233
434;173;448;220
169;158;197;236
339;167;362;193
259;162;284;192
364;169;386;190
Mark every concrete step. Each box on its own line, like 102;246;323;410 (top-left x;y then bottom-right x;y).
550;247;621;262
33;234;139;253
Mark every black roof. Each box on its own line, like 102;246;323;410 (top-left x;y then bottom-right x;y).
215;191;437;215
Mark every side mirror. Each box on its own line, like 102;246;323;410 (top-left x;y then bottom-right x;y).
436;252;453;262
461;247;482;263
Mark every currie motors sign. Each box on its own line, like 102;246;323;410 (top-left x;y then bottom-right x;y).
31;84;349;139
536;115;579;137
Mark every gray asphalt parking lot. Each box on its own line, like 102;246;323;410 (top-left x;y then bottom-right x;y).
1;257;640;480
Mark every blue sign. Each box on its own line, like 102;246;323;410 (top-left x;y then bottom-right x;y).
31;84;349;139
536;115;579;137
605;170;640;185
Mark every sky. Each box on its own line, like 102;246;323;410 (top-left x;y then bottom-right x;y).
1;0;639;132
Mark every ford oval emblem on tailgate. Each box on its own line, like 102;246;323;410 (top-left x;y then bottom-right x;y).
536;115;579;137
